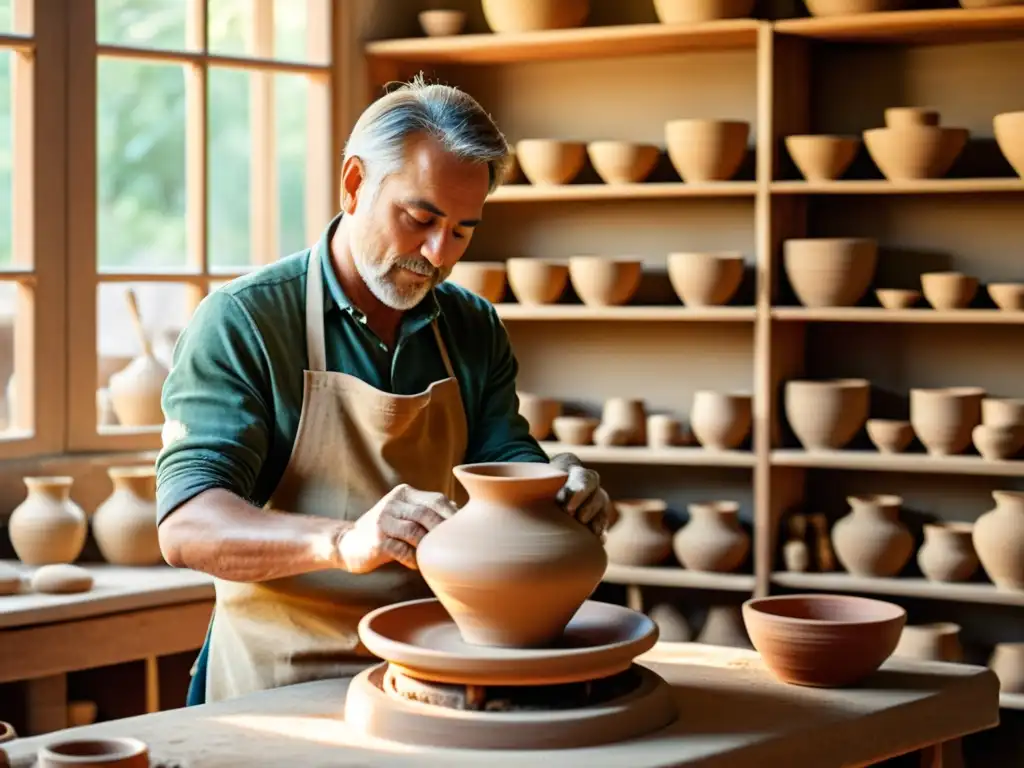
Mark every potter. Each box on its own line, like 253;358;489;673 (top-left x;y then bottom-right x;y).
155;76;612;705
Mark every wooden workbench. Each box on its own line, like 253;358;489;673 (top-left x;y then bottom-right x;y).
0;642;1000;767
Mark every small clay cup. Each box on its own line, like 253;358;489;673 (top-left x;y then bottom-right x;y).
517;393;561;441
515;139;586;185
920;271;978;310
418;10;466;36
876;288;921;309
785;135;859;181
972;423;1024;460
987;283;1024;311
586;141;659;185
568;257;643;306
447;262;507;303
506;259;569;305
866;419;914;454
551;416;598;445
885;107;940;129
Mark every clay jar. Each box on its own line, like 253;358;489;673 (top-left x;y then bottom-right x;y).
92;466;163;566
673;501;750;573
989;643;1024;693
8;476;87;565
689;391;751;450
599;397;646;445
416;462;607;647
917;522;979;583
107;354;168;426
603;499;672;567
910;386;984;456
831;495;913;578
973;490;1024;589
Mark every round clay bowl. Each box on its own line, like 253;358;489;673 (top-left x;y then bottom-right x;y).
506;258;569;305
885;107;940;128
994;111;1024;178
665;119;749;182
515;140;586;185
568;257;643;306
920;271;978;310
517;393;561;441
447;261;507;303
804;0;908;15
784;378;870;450
785;135;859;181
653;0;756;23
742;594;906;688
863;126;968;181
866;419;914;454
667;252;744;307
481;0;589;33
782;238;878;308
418;10;466;36
910;386;985;456
38;737;149;768
552;416;598;445
876;288;921;309
988;283;1024;311
586;141;659;185
972;424;1024;460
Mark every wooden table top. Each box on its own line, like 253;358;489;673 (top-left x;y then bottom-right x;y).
0;642;1001;767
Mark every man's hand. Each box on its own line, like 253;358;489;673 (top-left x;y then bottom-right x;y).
549;452;610;538
338;485;457;573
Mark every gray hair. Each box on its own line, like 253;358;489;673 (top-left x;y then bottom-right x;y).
343;73;510;200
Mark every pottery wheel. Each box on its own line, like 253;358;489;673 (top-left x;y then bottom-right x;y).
357;598;659;686
344;662;678;750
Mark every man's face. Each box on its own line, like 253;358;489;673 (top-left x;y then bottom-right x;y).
345;134;490;310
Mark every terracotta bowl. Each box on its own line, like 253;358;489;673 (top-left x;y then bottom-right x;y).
885;107;940;128
653;0;756;23
784;378;870;450
38;737;149;768
783;238;878;308
665;119;749;182
866;419;915;454
418;10;466;36
586;141;660;185
517;393;562;441
743;594;906;688
515;139;586;185
447;262;507;303
506;258;569;305
804;0;908;15
987;283;1024;311
785;135;859;181
910;386;985;456
876;288;921;309
972;424;1024;460
568;257;643;306
863;125;968;181
551;416;598;445
920;271;978;310
481;0;589;32
667;252;745;307
994;111;1024;178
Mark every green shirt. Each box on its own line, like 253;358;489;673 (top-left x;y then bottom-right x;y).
155;214;548;523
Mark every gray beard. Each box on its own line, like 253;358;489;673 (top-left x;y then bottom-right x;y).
353;251;436;311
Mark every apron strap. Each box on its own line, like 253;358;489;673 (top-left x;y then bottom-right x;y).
305;249;328;372
431;320;456;380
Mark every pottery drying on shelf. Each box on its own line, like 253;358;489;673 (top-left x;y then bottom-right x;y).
866;418;915;454
107;288;168;427
696;604;751;648
972;422;1024;460
665;119;749;182
418;10;466;36
599;397;646;445
8;476;87;565
831;494;913;578
785;135;859;181
973;490;1024;589
809;513;838;571
647;414;685;447
647;603;692;642
653;0;755;23
604;499;672;567
982;397;1024;427
37;737;148;768
92;465;163;566
447;261;507;303
666;252;744;307
551;415;598;445
783;238;878;308
917;522;979;583
893;622;964;663
416;462;607;647
586;141;659;185
875;288;921;309
31;563;94;594
742;594;905;688
516;392;561;440
804;0;908;15
910;386;984;456
568;257;643;306
514;139;586;185
506;258;568;305
674;501;750;573
920;271;978;310
989;643;1024;693
481;0;589;33
994;111;1024;178
784;378;870;450
987;283;1024;311
863;108;968;181
782;514;810;573
689;391;751;450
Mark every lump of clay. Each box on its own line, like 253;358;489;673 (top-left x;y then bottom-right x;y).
31;564;94;594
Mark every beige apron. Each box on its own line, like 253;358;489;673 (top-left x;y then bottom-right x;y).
205;249;468;703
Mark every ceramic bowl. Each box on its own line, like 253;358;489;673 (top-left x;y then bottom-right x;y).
653;0;755;23
994;111;1024;178
785;135;859;181
742;594;906;688
664;119;749;182
38;737;149;768
804;0;908;15
784;378;870;450
987;283;1024;311
418;10;466;36
875;288;921;309
586;141;660;185
884;107;939;129
515;139;586;185
481;0;588;32
863;125;968;181
447;262;507;303
783;238;878;308
551;416;599;445
568;257;643;306
866;419;914;454
667;252;745;307
972;424;1024;461
506;258;569;305
920;271;978;310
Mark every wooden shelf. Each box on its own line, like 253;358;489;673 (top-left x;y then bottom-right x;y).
774;6;1024;45
604;563;756;592
1002;693;1024;711
771;179;1024;195
489;182;758;203
539;443;755;467
771;308;1024;325
771;450;1024;477
770;571;1024;608
497;305;756;322
364;20;762;65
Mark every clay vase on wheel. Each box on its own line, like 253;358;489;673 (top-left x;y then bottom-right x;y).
416;462;607;648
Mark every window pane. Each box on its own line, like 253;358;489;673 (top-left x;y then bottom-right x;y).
208;66;249;269
0;51;11;269
96;0;189;51
97;57;188;271
0;1;10;34
0;282;28;436
208;0;320;63
276;72;308;256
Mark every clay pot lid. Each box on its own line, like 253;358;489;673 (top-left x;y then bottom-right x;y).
358;598;658;686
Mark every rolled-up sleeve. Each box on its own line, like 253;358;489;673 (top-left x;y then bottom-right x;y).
155;290;273;523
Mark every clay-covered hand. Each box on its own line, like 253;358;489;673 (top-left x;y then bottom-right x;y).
338;484;457;573
549;452;610;538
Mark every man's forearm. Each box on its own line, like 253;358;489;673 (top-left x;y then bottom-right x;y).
158;488;353;582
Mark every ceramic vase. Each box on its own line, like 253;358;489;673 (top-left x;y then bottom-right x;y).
8;476;87;565
989;643;1024;693
600;397;646;445
893;622;964;663
689;391;752;450
917;522;979;583
831;495;913;578
603;499;672;567
673;501;750;573
416;462;607;647
973;490;1024;589
92;466;163;566
108;354;168;426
